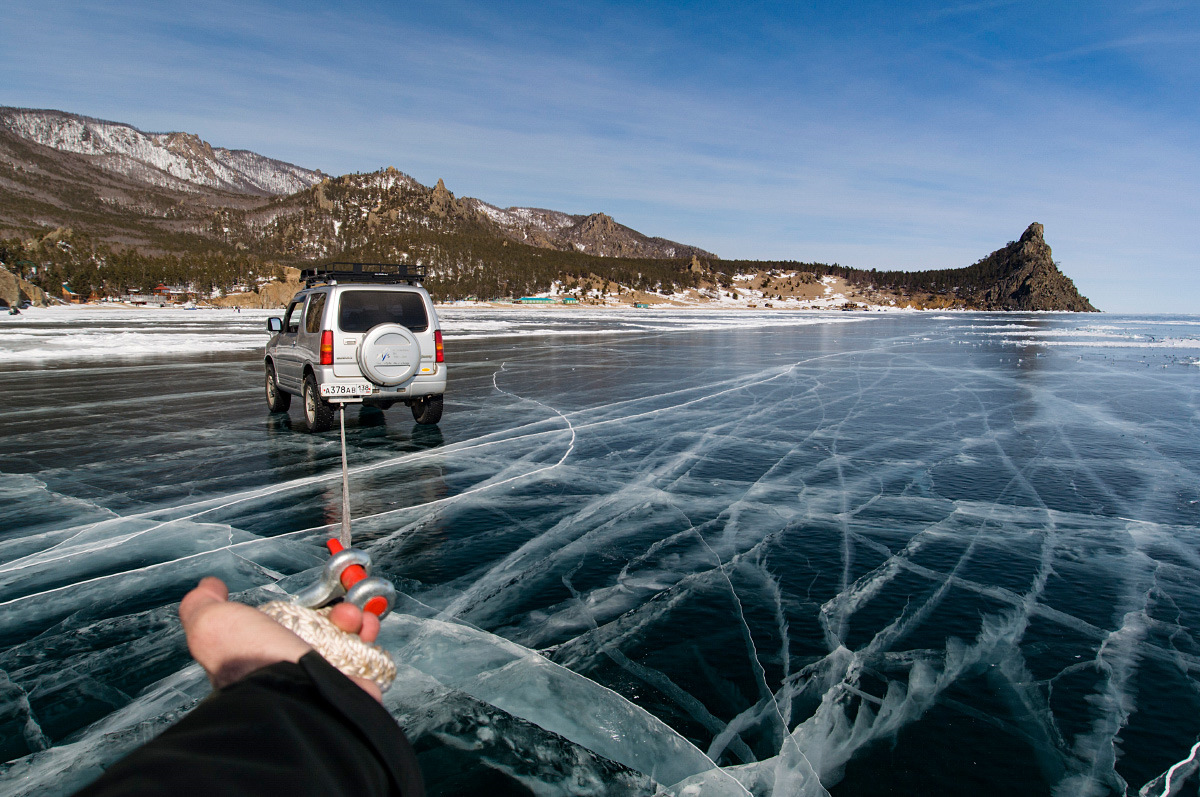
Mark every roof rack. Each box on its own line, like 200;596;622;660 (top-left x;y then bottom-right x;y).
301;262;426;287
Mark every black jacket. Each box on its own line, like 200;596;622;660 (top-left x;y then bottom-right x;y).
75;652;424;797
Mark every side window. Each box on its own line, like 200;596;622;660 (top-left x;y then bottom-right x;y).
283;299;303;334
304;293;326;334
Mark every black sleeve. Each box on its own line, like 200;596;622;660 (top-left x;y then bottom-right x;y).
74;652;424;797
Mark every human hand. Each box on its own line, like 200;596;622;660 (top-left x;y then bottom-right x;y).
179;577;383;701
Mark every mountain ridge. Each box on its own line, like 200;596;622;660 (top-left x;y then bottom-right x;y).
0;108;711;262
0;108;1096;310
0;107;326;196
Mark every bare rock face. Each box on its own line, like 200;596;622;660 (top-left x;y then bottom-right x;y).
568;213;622;254
560;212;713;259
211;267;302;308
0;266;50;307
428;178;455;217
425;178;478;222
975;223;1097;311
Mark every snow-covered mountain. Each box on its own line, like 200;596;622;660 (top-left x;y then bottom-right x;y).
0;107;715;273
0;108;324;196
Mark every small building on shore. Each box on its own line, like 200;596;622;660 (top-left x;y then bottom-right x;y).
61;284;85;304
154;284;191;303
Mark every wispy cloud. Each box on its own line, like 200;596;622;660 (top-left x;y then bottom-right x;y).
2;0;1198;311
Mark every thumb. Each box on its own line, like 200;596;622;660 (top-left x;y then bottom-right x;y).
179;577;229;629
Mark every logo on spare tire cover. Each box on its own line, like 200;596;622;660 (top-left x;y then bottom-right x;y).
359;324;420;386
377;347;412;367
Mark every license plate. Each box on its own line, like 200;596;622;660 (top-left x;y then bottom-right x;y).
320;383;374;397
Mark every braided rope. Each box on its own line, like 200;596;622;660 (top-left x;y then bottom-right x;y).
259;601;396;691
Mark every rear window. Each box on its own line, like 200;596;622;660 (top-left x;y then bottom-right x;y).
338;290;429;333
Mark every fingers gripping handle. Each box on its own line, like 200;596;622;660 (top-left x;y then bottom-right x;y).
262;539;399;691
260;601;397;691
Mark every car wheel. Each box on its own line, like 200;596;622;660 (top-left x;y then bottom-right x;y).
265;364;291;412
303;374;333;432
412;394;443;425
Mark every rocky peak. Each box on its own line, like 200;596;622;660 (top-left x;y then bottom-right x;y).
1020;222;1044;244
578;213;617;233
1015;222;1050;261
163;131;215;161
428;178;462;218
979;223;1097;311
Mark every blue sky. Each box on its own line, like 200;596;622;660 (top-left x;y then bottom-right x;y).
2;0;1198;312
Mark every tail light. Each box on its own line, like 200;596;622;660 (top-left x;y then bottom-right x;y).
434;329;444;363
320;330;333;365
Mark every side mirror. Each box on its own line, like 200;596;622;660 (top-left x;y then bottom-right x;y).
267;317;283;332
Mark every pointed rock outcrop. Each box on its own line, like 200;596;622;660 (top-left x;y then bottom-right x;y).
976;223;1097;311
428;177;471;219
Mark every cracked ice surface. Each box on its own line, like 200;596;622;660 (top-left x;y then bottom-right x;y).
2;309;1200;795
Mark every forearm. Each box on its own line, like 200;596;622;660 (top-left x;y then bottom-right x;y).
74;652;423;797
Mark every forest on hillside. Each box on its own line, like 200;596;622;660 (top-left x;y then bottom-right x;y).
0;231;283;299
2;223;1037;304
0;226;712;301
718;244;1036;298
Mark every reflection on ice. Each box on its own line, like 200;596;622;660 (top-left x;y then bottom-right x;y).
3;312;1200;794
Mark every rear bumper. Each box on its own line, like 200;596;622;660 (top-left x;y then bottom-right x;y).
313;364;446;399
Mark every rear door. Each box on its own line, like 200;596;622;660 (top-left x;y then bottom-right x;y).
274;296;307;390
333;289;431;378
295;292;327;376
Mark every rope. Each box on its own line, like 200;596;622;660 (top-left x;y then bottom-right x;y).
339;404;351;548
260;600;396;691
259;407;397;692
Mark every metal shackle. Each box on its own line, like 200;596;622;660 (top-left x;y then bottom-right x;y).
345;577;397;619
292;547;372;609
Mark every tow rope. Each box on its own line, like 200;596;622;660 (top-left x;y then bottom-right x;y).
259;405;398;691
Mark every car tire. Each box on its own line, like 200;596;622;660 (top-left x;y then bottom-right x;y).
412;394;443;425
303;373;333;432
265;364;291;412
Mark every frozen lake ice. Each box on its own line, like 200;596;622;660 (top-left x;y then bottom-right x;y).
2;306;1200;795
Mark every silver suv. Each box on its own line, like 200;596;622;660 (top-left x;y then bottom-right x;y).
264;263;445;431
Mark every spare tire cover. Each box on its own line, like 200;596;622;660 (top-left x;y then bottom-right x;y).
357;323;421;386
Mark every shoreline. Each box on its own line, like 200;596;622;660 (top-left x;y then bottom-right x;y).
4;300;1113;315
